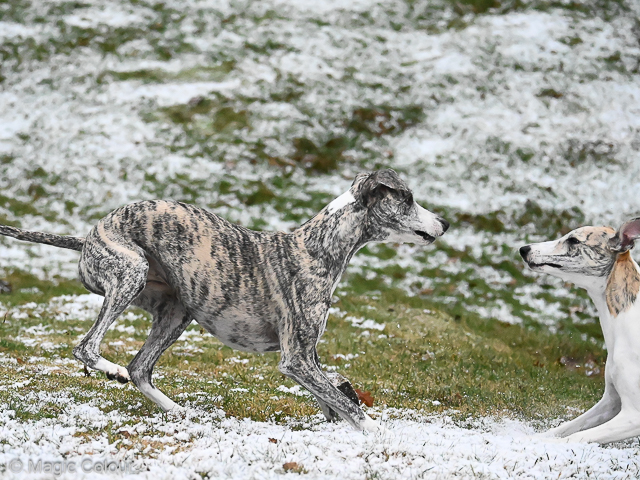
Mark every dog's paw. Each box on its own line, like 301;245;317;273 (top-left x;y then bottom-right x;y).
561;433;595;444
165;404;188;420
531;430;559;440
535;435;571;444
360;416;389;435
105;366;130;384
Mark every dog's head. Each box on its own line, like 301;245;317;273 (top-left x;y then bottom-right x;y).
347;169;449;245
519;218;640;289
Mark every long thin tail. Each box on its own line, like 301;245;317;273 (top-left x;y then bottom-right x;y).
0;224;85;251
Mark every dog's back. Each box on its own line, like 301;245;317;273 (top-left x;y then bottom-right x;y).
82;200;308;351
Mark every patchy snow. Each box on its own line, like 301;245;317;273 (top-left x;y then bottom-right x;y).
0;294;137;323
346;315;386;331
1;24;640;480
3;288;636;477
0;402;639;479
277;385;312;397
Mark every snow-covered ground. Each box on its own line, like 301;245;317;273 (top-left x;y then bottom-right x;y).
2;1;640;477
1;272;639;479
1;402;640;480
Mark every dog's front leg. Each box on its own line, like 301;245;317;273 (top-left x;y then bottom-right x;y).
279;333;381;432
315;372;360;422
544;375;621;438
563;410;640;444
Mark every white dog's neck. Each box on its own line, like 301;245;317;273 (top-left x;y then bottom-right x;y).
584;252;640;345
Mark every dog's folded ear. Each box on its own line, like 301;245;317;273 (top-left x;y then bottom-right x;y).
358;169;409;207
610;217;640;252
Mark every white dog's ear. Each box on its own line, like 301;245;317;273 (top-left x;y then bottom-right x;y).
610;217;640;252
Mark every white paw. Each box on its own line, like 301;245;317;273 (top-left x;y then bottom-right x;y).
539;435;571;444
105;366;130;384
361;416;389;435
116;366;130;381
532;429;559;439
165;403;186;418
562;434;593;444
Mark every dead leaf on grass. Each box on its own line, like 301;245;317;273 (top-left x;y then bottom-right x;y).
355;389;374;407
283;462;305;473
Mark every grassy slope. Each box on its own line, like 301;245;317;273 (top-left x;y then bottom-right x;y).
2;0;638;330
1;0;634;457
0;269;604;437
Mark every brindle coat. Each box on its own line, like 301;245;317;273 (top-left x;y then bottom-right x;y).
0;169;448;431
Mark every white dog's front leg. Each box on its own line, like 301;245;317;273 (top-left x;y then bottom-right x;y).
564;410;640;444
544;382;621;438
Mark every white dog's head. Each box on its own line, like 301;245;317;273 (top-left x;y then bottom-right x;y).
519;218;640;294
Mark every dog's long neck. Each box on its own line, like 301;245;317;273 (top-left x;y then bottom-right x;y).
586;252;640;345
294;193;369;282
604;252;640;316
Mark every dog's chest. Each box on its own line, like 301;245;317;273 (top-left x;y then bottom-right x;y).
604;302;640;353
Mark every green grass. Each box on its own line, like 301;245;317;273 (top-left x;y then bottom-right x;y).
442;0;630;18
0;274;605;434
0;0;624;441
0;268;86;306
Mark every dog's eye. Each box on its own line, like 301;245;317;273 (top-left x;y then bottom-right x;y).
567;237;580;246
404;194;414;205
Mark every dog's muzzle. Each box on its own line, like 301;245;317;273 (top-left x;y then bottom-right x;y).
414;230;435;242
519;245;562;269
414;218;449;242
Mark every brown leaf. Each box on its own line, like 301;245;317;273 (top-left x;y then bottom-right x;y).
283;462;303;473
355;389;374;407
16;357;24;365
269;438;278;444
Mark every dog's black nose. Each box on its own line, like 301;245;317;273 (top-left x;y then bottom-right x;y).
439;218;450;233
519;245;531;258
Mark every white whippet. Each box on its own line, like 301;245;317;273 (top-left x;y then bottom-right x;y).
520;217;640;443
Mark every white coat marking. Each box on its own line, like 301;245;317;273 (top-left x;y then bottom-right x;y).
326;191;356;214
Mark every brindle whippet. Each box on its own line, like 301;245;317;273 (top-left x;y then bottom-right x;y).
0;169;448;432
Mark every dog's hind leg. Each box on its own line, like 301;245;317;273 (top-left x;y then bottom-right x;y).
74;235;149;383
126;301;192;411
73;274;147;382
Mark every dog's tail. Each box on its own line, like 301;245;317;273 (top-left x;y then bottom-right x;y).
0;224;85;252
